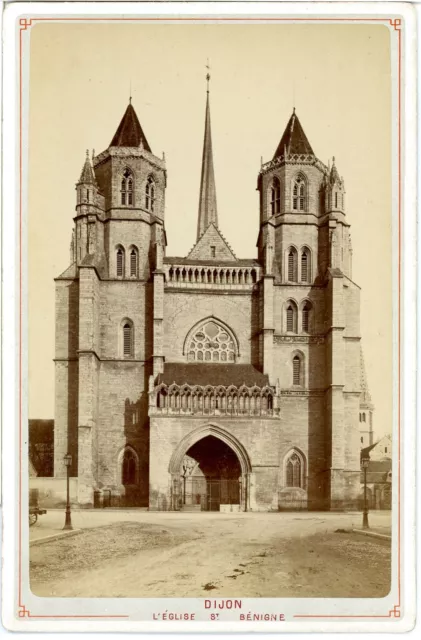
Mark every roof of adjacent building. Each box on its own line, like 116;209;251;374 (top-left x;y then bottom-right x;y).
361;458;392;484
164;257;260;267
361;442;377;459
157;363;270;387
273;110;314;159
110;102;152;151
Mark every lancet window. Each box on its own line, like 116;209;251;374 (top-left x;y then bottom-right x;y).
292;175;306;211
121;168;134;206
285;452;303;488
122;448;137;485
145;176;155;212
287;247;298;281
116;246;125;277
270;177;281;215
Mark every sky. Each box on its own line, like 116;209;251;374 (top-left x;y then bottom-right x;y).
28;22;393;437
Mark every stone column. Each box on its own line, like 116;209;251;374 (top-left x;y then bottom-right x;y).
262;276;275;384
247;472;257;511
152;270;165;379
76;267;99;506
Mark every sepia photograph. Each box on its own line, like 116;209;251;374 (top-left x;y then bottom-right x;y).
2;2;415;631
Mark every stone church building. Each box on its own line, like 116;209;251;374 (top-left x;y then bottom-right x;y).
54;81;371;511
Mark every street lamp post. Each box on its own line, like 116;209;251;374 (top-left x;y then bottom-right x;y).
63;453;73;530
361;455;370;529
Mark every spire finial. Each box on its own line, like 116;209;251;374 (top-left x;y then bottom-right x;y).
333;155;335;164
292;79;296;114
206;58;211;93
129;79;132;104
86;149;89;158
197;64;218;240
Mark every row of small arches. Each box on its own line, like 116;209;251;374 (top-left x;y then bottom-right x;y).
116;245;139;278
156;385;275;414
120;168;156;212
167;266;258;285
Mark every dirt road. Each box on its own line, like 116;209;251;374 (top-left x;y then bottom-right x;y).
30;511;391;598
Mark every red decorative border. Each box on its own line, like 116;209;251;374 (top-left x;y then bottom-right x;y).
18;15;402;622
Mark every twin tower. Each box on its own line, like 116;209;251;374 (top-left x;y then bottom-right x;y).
54;80;365;512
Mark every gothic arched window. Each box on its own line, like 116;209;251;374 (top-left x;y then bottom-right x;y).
122;320;134;357
292;175;306;211
287;247;298;282
286;302;297;333
122;448;137;485
116;246;125;277
270;177;281;216
186;319;237;363
145;176;155;212
292;354;304;386
285;452;303;488
302;301;312;333
301;248;311;283
121;168;134;206
129;247;138;278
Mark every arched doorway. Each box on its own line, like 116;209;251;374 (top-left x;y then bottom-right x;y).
181;436;242;511
169;424;252;512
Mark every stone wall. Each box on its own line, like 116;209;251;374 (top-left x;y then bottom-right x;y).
163;290;258;364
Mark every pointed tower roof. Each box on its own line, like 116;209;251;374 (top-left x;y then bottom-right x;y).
197;75;218;240
110;102;152;151
78;150;96;185
273;109;314;159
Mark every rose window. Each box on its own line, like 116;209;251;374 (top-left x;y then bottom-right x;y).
187;321;236;362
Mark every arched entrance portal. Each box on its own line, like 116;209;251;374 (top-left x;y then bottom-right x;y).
182;436;242;511
169;425;252;512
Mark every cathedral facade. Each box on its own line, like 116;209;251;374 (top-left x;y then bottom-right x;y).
54;83;367;511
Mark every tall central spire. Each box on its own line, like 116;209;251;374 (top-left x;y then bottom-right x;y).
197;69;218;240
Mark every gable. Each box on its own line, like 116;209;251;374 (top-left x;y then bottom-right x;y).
187;223;236;261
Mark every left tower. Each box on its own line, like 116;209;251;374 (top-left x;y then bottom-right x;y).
54;101;166;506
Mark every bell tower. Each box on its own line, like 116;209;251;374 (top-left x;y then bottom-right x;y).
91;100;167;279
257;109;326;283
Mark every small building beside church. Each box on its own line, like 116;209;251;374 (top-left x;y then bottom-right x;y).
53;80;371;511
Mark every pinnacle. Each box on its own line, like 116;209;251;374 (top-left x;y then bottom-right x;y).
78;149;96;185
